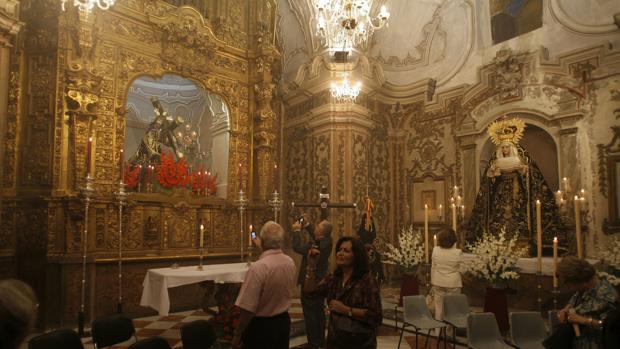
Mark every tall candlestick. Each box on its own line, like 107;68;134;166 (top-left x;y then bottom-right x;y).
553;237;558;288
119;149;124;180
575;196;582;258
86;137;92;176
238;163;243;190
536;199;542;273
451;204;457;232
200;224;204;248
424;204;429;263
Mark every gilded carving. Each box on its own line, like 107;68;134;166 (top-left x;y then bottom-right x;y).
491;48;526;102
2;64;19;188
109;17;158;45
313;134;330;194
286;127;311;204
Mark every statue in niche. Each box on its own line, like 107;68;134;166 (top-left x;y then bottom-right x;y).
144;216;159;248
465;117;564;254
130;98;185;165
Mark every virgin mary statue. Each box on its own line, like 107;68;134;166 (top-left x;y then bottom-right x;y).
465;117;565;254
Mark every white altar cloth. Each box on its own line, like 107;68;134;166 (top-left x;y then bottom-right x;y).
140;262;248;315
461;253;597;276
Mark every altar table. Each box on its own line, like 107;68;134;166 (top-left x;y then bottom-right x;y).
140;262;248;315
461;253;597;276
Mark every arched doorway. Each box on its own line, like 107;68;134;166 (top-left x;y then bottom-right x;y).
479;123;559;190
124;74;231;198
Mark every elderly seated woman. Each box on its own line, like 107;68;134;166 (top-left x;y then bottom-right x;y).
555;256;618;349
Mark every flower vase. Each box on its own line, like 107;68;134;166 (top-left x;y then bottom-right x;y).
399;272;420;306
484;285;509;332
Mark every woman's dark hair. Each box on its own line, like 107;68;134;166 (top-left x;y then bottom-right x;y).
334;236;369;280
558;255;596;285
437;228;457;249
0;279;37;349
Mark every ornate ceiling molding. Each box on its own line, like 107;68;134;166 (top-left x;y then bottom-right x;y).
548;0;619;35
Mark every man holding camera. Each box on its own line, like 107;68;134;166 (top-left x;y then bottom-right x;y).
292;213;333;349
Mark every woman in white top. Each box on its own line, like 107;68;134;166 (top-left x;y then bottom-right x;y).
430;228;462;321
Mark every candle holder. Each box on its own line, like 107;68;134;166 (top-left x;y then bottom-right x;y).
536;271;542;312
246;242;254;266
197;246;204;270
268;190;283;223
235;189;248;261
78;174;94;336
551;287;560;311
115;180;128;314
423;262;431;295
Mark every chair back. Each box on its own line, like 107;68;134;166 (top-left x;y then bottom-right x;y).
29;329;84;349
403;295;433;321
548;310;560;329
180;319;216;349
509;311;546;349
128;336;171;349
442;294;470;327
467;312;504;348
91;313;135;348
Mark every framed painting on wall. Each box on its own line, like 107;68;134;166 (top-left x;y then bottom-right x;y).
411;176;446;223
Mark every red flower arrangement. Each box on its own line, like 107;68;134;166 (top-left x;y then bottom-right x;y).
156;151;189;188
123;164;141;189
190;167;218;196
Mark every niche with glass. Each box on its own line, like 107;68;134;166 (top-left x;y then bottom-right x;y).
123;74;230;198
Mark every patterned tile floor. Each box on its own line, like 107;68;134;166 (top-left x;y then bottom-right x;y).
22;298;468;349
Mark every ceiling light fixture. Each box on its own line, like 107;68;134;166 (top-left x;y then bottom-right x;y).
61;0;116;13
315;0;390;52
330;73;361;103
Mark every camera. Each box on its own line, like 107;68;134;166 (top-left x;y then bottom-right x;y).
251;231;257;239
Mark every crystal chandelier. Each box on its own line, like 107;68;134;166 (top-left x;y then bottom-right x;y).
315;0;390;52
330;73;361;103
61;0;116;13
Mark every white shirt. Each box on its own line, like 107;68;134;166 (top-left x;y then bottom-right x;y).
431;246;463;288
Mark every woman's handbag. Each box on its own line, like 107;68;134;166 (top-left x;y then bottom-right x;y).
330;312;375;348
329;278;376;349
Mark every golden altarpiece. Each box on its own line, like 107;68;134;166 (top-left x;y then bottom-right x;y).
0;0;281;328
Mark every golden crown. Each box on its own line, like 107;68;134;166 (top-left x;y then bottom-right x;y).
487;117;526;146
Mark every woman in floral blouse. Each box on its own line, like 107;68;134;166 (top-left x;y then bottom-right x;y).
557;256;618;349
304;236;383;349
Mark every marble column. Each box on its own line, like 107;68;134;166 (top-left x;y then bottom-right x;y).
462;144;477;219
559;127;579;190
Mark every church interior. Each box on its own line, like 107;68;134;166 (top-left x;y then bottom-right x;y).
0;0;619;348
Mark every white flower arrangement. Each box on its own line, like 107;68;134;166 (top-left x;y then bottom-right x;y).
464;229;528;285
381;225;424;273
597;235;620;286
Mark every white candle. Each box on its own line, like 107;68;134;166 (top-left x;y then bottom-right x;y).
451;204;457;232
438;204;443;221
553;237;558;288
424;204;429;263
199;224;204;248
536;199;542;273
575;196;582;258
433;234;437;247
249;225;253;246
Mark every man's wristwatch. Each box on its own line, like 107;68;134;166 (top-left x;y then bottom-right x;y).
348;307;353;317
